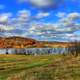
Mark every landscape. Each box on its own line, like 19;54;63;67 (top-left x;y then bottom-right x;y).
0;36;79;80
0;36;75;48
0;0;80;80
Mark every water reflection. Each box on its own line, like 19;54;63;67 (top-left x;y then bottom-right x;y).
0;48;69;54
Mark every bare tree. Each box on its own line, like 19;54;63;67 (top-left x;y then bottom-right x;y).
69;41;80;56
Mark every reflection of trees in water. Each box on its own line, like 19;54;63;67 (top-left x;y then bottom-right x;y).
0;48;69;55
0;44;80;55
6;48;8;54
14;49;26;55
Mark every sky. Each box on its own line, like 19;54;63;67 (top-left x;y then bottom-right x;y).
0;0;80;42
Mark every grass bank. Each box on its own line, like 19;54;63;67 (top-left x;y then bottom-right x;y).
0;54;80;80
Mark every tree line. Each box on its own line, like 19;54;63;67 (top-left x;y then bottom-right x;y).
4;41;80;56
68;41;80;56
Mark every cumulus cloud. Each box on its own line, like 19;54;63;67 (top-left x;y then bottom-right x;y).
0;10;80;41
59;12;80;22
67;12;80;20
18;0;63;11
9;10;31;28
58;12;80;30
0;10;32;37
36;12;50;19
0;13;15;32
29;0;53;7
28;12;80;41
0;13;12;23
0;24;14;31
16;10;31;24
56;12;66;18
17;10;30;18
29;23;80;35
0;10;30;32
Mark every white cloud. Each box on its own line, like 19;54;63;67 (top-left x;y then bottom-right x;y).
0;10;31;36
0;13;12;23
29;0;53;7
0;13;15;32
18;0;62;11
58;12;80;30
18;10;30;18
28;12;80;41
29;22;79;34
17;10;31;23
36;12;50;18
67;12;80;20
9;10;31;28
59;12;80;22
0;24;14;31
2;32;14;37
56;12;66;18
0;11;80;41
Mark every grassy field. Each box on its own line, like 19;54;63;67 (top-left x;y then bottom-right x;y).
0;54;80;80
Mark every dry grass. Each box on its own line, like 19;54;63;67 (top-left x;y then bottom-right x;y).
0;54;80;80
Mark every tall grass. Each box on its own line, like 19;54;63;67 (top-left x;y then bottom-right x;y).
0;54;80;80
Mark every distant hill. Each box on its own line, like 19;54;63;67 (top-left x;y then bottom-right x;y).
0;36;76;48
0;36;44;48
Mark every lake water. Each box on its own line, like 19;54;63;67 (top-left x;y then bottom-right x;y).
0;48;69;54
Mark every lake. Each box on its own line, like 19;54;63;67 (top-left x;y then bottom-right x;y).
0;48;69;54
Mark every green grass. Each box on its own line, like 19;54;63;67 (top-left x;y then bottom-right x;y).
0;54;80;80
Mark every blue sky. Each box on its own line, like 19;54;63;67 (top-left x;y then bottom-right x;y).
0;0;80;42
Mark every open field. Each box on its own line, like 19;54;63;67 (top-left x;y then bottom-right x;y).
0;54;80;80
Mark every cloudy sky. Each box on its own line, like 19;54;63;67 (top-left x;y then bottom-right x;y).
0;0;80;42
